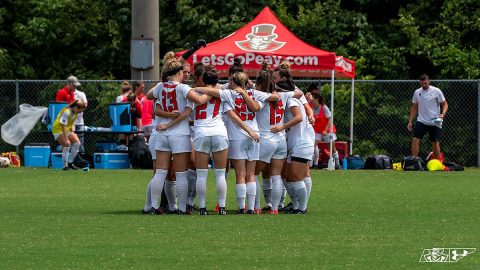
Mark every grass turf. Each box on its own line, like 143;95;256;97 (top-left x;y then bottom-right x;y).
0;168;479;269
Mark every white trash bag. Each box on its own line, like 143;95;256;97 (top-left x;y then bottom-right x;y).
1;104;48;146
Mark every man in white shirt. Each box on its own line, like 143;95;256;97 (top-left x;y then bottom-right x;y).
74;88;88;152
407;74;448;159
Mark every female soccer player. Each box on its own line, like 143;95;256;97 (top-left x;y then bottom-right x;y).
272;62;315;211
276;79;314;214
51;100;86;170
254;63;304;214
190;66;231;215
144;52;211;215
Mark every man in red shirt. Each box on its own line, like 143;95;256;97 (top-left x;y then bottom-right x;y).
56;75;80;102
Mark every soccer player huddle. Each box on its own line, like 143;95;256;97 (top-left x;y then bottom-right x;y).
143;41;315;215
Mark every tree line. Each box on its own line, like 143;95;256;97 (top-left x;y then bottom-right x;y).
0;0;479;80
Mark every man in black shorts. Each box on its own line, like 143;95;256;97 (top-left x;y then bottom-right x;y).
407;74;448;159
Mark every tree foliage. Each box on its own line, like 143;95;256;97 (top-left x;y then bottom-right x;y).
0;0;479;79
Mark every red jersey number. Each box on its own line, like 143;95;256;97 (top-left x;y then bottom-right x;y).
195;97;221;120
235;93;255;121
269;100;285;125
161;90;179;112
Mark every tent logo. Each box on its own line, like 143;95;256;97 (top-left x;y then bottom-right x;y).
235;24;286;52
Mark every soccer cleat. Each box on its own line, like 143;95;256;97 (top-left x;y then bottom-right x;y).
236;208;245;214
165;208;178;215
254;208;262;214
280;202;293;212
177;210;190;215
199;208;208;215
62;166;71;171
285;208;298;214
268;209;279;215
191;204;199;211
67;162;80;170
144;207;159;215
186;204;193;214
262;206;272;212
246;210;255;214
218;207;227;215
296;210;307;214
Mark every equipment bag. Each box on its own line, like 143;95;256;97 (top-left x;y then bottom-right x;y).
346;155;365;170
364;154;393;169
401;156;426;171
443;161;464;171
128;135;152;169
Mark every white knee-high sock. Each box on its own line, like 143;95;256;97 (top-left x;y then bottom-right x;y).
195;169;208;209
68;142;81;163
164;179;177;211
279;180;287;207
236;183;246;210
303;177;312;203
62;146;70;167
175;171;188;212
293;181;307;211
187;169;197;205
246;182;256;211
254;175;261;209
270;175;282;211
150;169;168;209
333;151;340;166
144;180;152;212
214;169;227;208
262;177;272;207
285;182;298;209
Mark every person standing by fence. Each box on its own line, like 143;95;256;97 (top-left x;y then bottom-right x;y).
407;74;448;159
56;75;78;103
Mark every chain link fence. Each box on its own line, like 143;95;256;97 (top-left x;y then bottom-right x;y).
0;79;478;167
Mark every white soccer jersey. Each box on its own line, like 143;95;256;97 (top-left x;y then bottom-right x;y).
224;89;270;140
256;91;295;141
193;90;230;139
285;98;313;150
74;89;87;125
151;81;194;136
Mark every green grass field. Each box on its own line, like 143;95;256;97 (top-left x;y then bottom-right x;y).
0;168;479;269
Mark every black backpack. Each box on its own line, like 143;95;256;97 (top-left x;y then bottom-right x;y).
128;135;153;169
443;161;464;171
364;154;393;169
73;152;93;168
402;156;426;171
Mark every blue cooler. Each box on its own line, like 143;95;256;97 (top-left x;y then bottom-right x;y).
48;102;68;131
109;103;131;132
50;152;69;169
94;151;130;169
24;143;51;167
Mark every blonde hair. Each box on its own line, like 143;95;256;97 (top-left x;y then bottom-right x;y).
232;72;249;89
120;80;132;94
163;51;183;78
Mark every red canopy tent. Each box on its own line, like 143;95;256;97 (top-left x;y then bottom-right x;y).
176;7;355;79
